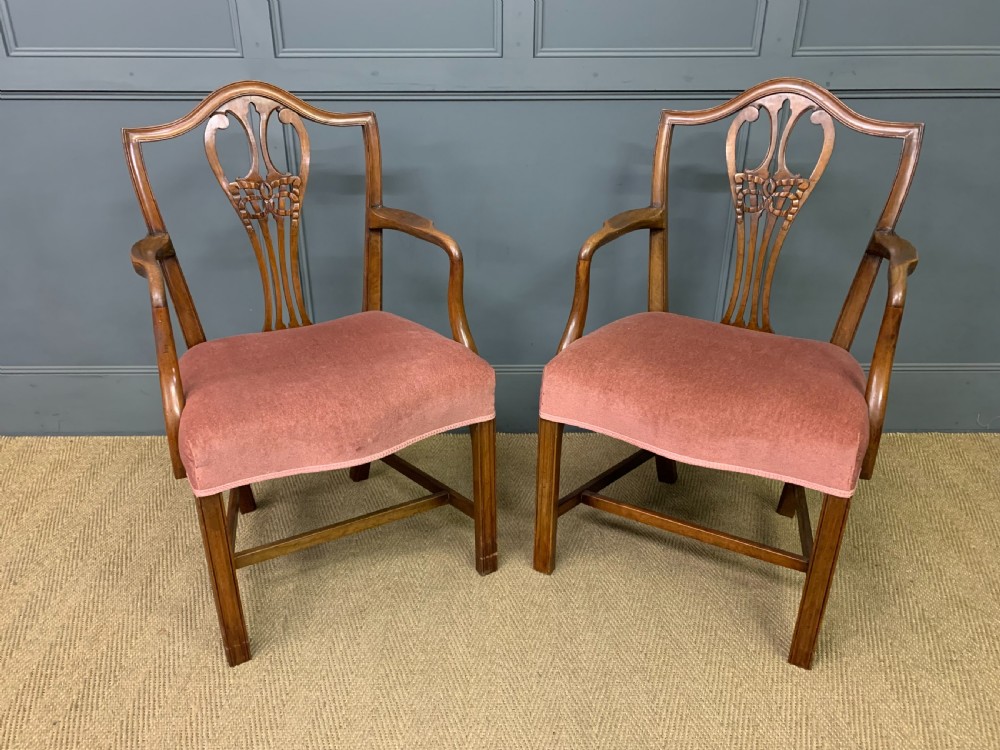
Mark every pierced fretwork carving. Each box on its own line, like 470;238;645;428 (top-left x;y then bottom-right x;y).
722;93;835;332
205;97;312;331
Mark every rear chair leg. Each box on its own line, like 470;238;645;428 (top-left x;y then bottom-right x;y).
655;455;678;484
776;482;803;518
533;418;564;574
232;484;257;514
196;492;251;666
788;493;852;669
349;463;371;482
470;419;498;575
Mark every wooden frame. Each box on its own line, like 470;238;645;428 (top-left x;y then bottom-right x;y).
534;78;923;669
124;81;496;667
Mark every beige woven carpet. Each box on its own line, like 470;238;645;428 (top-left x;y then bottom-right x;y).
1;434;998;749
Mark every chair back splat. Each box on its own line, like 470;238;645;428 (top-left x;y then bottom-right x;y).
204;98;313;330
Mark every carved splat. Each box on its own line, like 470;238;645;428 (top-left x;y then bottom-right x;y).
721;93;835;332
205;96;312;331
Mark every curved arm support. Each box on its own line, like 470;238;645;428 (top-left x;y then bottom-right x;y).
557;206;666;352
130;233;176;284
131;233;186;478
869;231;918;308
860;231;919;479
368;205;477;352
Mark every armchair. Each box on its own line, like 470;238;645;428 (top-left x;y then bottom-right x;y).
124;81;497;666
533;78;922;669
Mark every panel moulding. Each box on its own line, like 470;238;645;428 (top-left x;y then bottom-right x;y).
791;0;1000;57
533;0;766;58
5;91;1000;103
0;0;242;57
268;0;502;58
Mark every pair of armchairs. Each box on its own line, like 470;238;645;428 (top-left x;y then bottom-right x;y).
124;79;921;669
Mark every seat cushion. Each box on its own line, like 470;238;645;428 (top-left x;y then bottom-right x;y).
177;311;495;496
539;312;869;497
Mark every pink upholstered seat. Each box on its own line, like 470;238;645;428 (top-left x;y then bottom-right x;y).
178;311;495;496
539;312;869;497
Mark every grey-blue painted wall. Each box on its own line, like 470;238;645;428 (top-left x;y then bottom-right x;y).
1;0;998;433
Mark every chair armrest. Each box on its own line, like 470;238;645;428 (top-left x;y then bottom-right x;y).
131;233;186;478
131;233;175;287
578;206;666;262
860;231;919;478
367;205;477;352
558;206;666;351
868;230;918;309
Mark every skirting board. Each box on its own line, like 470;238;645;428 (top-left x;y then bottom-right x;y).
1;364;999;434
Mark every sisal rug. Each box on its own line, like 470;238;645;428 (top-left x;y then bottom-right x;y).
1;433;998;749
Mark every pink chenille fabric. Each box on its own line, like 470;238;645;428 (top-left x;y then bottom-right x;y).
539;312;870;497
177;311;495;497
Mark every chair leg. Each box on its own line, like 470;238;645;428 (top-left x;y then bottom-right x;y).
776;482;802;518
470;419;498;575
349;463;371;482
655;455;678;484
788;493;852;669
195;492;251;667
231;484;257;514
533;418;564;574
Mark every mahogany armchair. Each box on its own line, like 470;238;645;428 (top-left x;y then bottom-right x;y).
533;78;923;669
124;81;497;667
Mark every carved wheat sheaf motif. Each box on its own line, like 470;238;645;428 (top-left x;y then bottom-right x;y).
205;97;312;331
733;174;811;222
722;93;835;332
